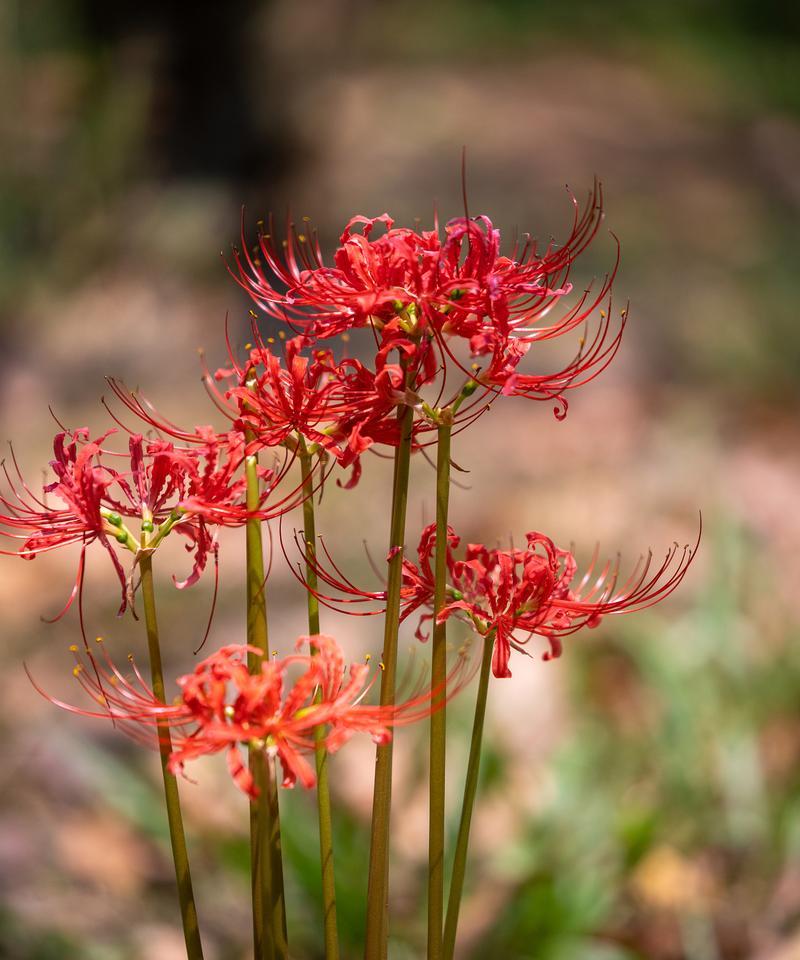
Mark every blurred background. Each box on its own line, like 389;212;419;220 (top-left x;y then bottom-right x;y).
1;1;799;957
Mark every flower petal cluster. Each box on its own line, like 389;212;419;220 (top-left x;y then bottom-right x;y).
407;525;698;677
302;522;698;679
41;635;470;797
0;429;129;600
211;333;416;489
231;184;621;418
0;426;273;611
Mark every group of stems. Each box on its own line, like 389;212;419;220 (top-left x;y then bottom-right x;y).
299;437;340;960
136;386;493;960
364;397;415;959
364;387;494;960
244;436;289;960
429;407;494;960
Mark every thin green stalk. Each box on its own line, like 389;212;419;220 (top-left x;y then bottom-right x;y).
299;438;340;960
364;399;414;960
139;552;204;960
428;413;453;960
443;633;494;960
249;751;274;960
244;440;288;960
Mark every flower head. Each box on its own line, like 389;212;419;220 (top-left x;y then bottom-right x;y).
35;635;473;796
300;521;699;679
231;183;621;418
0;426;274;614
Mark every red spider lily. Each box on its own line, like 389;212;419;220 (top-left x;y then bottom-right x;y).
107;326;411;492
0;429;135;614
0;427;274;614
104;371;317;520
230;183;621;417
297;521;700;679
211;326;447;487
211;332;400;489
33;635;474;797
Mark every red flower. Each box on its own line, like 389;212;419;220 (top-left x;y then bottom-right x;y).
0;429;135;613
231;183;620;418
299;521;699;679
0;426;274;614
213;327;436;488
35;635;473;797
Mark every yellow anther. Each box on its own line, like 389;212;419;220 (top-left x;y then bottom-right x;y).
341;333;350;343
600;310;607;319
250;737;265;750
298;234;307;243
223;704;235;718
127;654;134;662
69;644;78;652
249;310;258;320
302;216;311;222
471;363;480;371
95;636;103;643
379;661;385;671
272;650;278;657
278;331;286;339
245;342;253;350
267;337;275;344
73;666;82;677
109;676;119;686
365;653;371;662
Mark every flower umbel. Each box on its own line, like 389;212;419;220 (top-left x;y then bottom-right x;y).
36;634;472;797
232;183;621;418
300;522;699;679
0;426;276;615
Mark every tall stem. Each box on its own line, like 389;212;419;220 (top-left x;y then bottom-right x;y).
299;438;340;960
443;634;494;960
364;399;414;960
139;553;204;960
244;440;288;960
428;414;453;960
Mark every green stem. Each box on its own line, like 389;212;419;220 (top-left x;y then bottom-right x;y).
364;399;414;960
443;633;494;960
244;441;288;960
428;414;453;960
139;553;204;960
299;438;340;960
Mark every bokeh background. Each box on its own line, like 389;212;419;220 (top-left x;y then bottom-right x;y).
2;2;800;958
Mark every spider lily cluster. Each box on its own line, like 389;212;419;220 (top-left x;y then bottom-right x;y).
2;182;696;960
